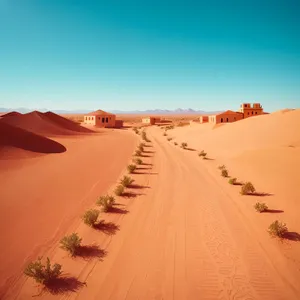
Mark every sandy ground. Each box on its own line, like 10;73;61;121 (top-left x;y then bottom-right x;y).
7;111;300;300
0;129;137;298
2;109;300;299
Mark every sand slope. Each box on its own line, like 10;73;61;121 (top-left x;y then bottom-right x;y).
0;111;93;137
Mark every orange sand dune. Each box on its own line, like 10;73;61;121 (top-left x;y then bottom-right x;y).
0;111;93;137
0;129;136;298
0;122;66;159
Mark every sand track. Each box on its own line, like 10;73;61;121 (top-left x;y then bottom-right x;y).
5;127;299;299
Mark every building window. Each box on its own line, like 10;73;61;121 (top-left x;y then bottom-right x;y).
245;104;247;107
102;117;105;123
248;112;249;115
252;111;254;115
221;118;223;123
255;112;257;114
106;117;108;123
234;117;236;121
226;118;229;122
98;117;100;120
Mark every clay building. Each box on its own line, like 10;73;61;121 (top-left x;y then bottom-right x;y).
83;110;123;128
200;103;264;124
142;117;161;125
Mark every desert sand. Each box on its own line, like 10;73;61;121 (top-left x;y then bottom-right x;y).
1;109;300;299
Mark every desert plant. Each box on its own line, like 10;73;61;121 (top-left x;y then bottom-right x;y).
127;164;137;174
114;184;125;196
133;128;139;134
254;202;268;213
181;142;188;149
24;257;62;285
240;182;256;195
198;150;207;157
221;169;229;177
167;137;172;141
135;150;142;156
218;165;226;170
174;142;178;145
120;175;134;187
228;177;237;185
60;233;82;256
268;220;288;238
133;157;143;165
96;195;115;212
163;132;167;136
82;209;99;227
138;144;144;152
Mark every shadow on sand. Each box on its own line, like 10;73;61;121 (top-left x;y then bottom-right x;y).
134;172;158;175
248;192;273;197
128;184;150;189
122;191;142;198
40;276;86;296
94;221;120;235
76;245;107;260
283;232;300;241
108;206;129;214
186;148;196;151
263;209;284;214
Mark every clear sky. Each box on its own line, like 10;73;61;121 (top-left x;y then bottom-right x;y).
0;0;300;112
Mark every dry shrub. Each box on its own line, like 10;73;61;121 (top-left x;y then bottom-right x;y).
82;209;99;227
268;220;288;237
240;182;256;195
60;233;82;256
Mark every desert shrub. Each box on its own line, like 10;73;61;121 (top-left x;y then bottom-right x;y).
218;165;226;170
221;169;229;177
133;128;139;134
167;137;172;141
174;142;178;145
135;150;142;156
120;175;134;187
24;257;62;285
240;182;256;195
96;195;115;212
114;184;125;196
198;150;207;157
141;131;147;140
163;132;167;136
127;164;137;174
82;209;99;227
228;177;237;185
181;142;188;149
133;157;143;165
60;233;82;256
138;144;144;152
268;220;288;238
254;202;268;213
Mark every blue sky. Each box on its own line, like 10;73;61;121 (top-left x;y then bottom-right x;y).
0;0;300;112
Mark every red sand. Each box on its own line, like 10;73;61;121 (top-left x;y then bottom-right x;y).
1;111;22;118
1;110;300;299
0;111;94;137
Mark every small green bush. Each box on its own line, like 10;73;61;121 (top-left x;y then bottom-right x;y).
24;257;62;285
114;184;125;196
228;177;237;185
198;150;207;157
96;195;115;212
268;220;288;238
254;202;268;213
221;169;229;177
135;150;142;156
181;142;188;149
127;164;137;174
218;165;226;170
60;233;82;256
133;157;143;165
120;175;134;187
240;182;256;195
82;209;99;227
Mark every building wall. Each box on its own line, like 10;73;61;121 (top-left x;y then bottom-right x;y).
84;116;96;125
142;117;160;125
208;115;217;124
115;120;123;128
240;103;263;118
215;113;243;124
200;116;209;123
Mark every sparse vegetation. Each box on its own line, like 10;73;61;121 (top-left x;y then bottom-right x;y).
133;128;139;134
127;164;137;174
138;144;144;152
268;220;288;238
141;131;150;142
114;184;125;196
96;195;115;212
133;157;143;165
254;202;268;213
163;132;167;136
228;177;237;185
198;150;207;157
120;175;134;187
135;150;142;156
60;233;82;256
181;142;188;149
167;137;172;141
82;209;99;227
221;169;229;177
24;257;62;285
240;182;256;195
218;165;226;170
174;142;178;146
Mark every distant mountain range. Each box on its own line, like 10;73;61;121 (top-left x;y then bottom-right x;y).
0;107;223;115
